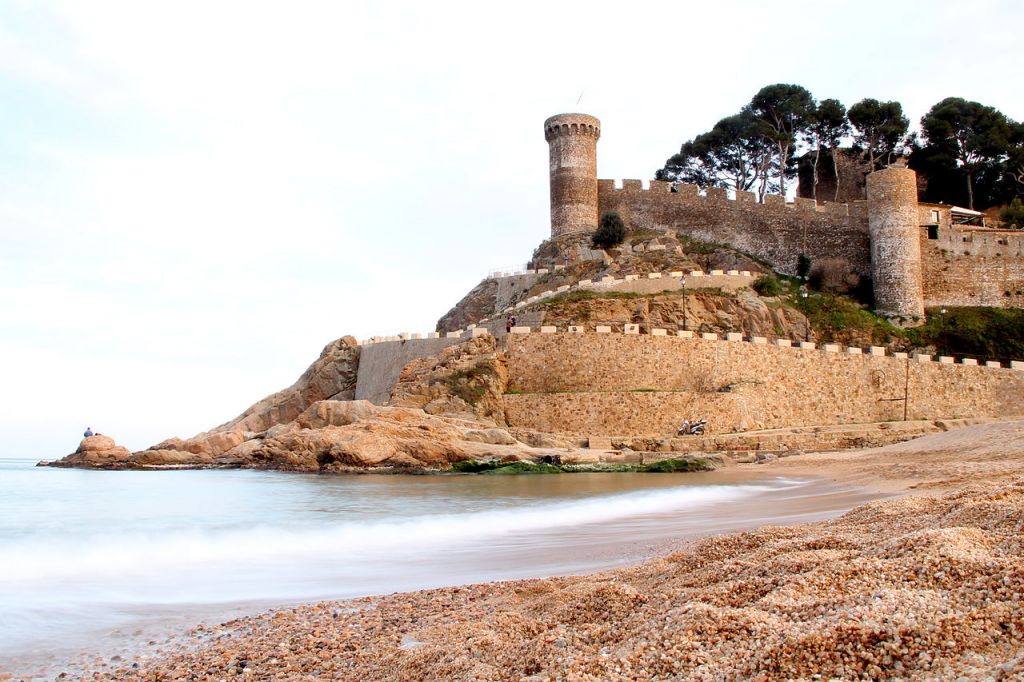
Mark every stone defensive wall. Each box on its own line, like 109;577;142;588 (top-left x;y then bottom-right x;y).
468;268;755;337
502;331;1024;437
596;179;872;277
355;335;468;404
496;268;755;315
921;226;1024;308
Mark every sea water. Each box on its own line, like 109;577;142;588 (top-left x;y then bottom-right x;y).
0;458;881;676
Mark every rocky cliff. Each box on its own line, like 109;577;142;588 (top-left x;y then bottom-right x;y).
436;231;811;337
46;334;572;472
42;230;919;473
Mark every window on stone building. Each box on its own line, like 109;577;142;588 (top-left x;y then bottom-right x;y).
927;225;939;239
930;209;940;223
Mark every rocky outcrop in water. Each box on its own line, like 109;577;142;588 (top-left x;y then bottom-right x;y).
46;397;550;471
49;435;133;467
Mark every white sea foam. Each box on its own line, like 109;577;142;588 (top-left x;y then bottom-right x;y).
2;466;854;671
0;482;778;587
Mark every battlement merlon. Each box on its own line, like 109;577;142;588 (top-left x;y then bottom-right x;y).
543;113;601;142
598;178;863;212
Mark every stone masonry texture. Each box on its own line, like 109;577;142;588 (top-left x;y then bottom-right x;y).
545;113;600;237
502;334;1024;436
921;227;1024;308
551;112;1023;316
355;337;464;405
597;180;871;278
867;166;925;318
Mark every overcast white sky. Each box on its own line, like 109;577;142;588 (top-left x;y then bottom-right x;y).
1;1;1021;458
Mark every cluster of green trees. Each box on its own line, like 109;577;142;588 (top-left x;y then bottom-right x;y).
656;84;1023;218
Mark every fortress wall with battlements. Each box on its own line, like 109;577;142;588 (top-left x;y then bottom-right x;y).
503;333;1024;436
921;227;1024;308
355;336;465;405
596;180;872;277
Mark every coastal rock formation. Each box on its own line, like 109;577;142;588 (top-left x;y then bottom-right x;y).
46;332;584;472
246;402;481;470
47;397;547;472
135;336;362;463
52;435;133;467
389;335;508;421
215;335;362;433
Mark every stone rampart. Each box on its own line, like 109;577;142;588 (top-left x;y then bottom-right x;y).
485;268;756;321
921;227;1024;308
503;332;1024;436
355;336;465;405
578;271;754;295
596;179;871;277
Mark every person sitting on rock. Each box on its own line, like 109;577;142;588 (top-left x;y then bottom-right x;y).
83;426;94;438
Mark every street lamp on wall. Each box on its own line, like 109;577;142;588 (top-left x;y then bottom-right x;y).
680;275;687;331
800;281;809;342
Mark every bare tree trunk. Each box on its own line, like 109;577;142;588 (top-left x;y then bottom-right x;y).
966;171;975;210
778;141;788;196
757;166;769;202
832;146;842;202
812;144;820;202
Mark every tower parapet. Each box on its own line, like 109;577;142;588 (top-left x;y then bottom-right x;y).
867;165;925;321
545;113;601;237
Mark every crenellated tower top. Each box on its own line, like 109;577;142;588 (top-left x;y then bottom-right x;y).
544;113;601;142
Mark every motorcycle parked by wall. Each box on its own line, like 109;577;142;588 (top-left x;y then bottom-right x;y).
677;418;707;436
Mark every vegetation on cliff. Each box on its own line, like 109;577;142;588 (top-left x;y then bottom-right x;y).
591;211;625;249
444;359;501;407
906;307;1024;364
787;285;902;346
787;281;1024;362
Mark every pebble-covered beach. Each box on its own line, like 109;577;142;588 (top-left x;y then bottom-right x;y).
68;422;1024;680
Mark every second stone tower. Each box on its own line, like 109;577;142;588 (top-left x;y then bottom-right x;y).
544;113;601;237
866;165;925;321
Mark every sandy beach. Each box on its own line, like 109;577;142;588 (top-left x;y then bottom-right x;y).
62;420;1024;680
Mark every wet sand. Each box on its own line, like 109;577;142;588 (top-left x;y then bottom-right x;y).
27;421;1024;680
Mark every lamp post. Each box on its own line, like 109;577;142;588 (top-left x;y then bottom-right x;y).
680;275;687;331
800;280;809;342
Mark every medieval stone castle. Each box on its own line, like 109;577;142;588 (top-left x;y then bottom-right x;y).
342;113;1024;441
544;113;1024;319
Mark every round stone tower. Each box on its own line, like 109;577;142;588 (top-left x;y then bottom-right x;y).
544;113;601;237
866;165;925;321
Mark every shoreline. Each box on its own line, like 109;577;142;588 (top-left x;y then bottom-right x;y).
3;472;881;681
18;420;1024;680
